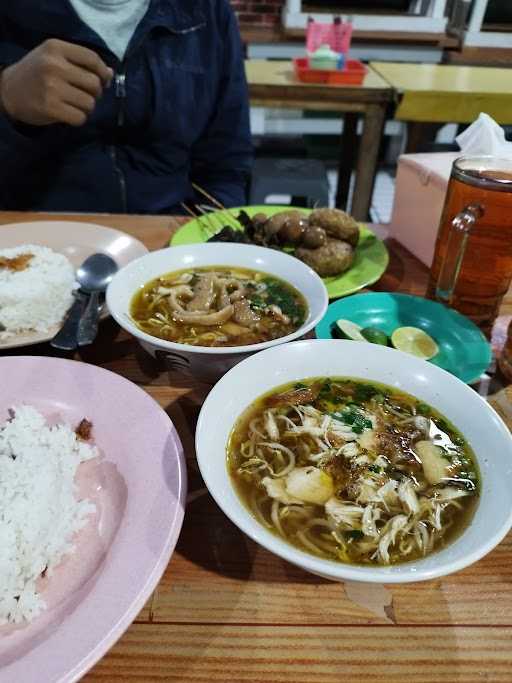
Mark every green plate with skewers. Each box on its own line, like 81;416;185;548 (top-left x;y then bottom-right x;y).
170;206;389;300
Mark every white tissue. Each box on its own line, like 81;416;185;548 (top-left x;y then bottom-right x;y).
456;112;512;157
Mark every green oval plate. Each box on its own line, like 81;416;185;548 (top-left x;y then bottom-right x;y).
315;292;492;385
170;206;389;299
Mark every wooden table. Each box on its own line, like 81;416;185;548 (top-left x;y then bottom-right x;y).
3;212;512;682
246;60;393;221
370;61;512;153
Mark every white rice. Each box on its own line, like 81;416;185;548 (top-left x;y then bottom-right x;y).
0;244;75;339
0;406;98;625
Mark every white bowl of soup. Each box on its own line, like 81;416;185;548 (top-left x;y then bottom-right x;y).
106;243;328;382
195;339;512;583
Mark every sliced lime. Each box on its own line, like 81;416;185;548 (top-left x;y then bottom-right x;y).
361;327;389;346
391;326;439;360
333;319;366;342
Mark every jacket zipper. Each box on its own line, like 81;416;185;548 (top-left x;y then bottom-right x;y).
110;69;128;212
115;71;127;125
106;21;206;213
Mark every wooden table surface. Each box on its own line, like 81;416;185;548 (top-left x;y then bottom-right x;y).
245;60;393;221
2;212;512;683
371;61;512;124
246;60;392;103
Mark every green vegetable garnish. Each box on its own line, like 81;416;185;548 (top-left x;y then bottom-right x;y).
319;379;333;397
416;403;431;416
346;530;364;540
249;278;305;324
354;383;379;403
262;278;305;324
248;296;267;311
330;407;372;434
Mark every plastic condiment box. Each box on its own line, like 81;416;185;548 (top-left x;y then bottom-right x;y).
389;152;460;267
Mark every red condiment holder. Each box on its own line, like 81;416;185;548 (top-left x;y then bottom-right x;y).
293;57;368;86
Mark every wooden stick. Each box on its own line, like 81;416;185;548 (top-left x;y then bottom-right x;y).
180;202;199;219
180;202;214;239
195;204;223;235
198;204;239;231
192;183;226;210
192;183;242;229
191;184;241;232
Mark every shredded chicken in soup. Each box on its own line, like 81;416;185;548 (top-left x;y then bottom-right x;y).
227;377;479;566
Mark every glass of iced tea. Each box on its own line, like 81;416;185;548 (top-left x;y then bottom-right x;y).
427;156;512;336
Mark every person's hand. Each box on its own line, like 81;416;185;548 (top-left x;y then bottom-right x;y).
0;39;113;127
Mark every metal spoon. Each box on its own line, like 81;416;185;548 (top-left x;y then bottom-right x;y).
77;254;118;347
50;253;118;351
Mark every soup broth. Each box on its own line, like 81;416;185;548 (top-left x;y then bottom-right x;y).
227;377;479;566
131;266;307;347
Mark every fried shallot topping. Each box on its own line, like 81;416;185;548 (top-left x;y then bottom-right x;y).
75;418;93;441
0;253;34;272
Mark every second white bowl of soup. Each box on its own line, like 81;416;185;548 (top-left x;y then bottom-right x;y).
196;339;512;583
107;243;328;382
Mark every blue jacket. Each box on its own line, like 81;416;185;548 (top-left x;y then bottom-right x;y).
0;1;252;213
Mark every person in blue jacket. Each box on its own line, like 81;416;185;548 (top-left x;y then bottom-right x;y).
0;1;252;214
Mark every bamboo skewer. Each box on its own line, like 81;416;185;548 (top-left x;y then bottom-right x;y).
195;204;224;235
180;202;198;219
192;183;226;210
183;184;244;239
180;202;215;239
192;183;240;230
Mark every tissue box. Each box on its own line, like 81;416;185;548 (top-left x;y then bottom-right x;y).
390;153;460;267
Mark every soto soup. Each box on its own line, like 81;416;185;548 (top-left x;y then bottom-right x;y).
130;266;307;347
227;377;479;566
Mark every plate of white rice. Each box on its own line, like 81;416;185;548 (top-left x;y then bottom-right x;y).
0;221;148;349
0;356;187;683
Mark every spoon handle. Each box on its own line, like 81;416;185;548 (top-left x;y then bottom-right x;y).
77;292;101;346
50;293;87;351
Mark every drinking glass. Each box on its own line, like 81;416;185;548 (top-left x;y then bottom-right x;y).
427;156;512;337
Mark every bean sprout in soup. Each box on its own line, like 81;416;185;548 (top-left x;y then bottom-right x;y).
130;266;307;347
227;377;479;566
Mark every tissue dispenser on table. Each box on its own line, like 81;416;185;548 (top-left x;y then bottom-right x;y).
389;153;460;267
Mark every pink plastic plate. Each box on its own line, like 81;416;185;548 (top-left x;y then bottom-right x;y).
0;356;187;682
0;220;148;350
